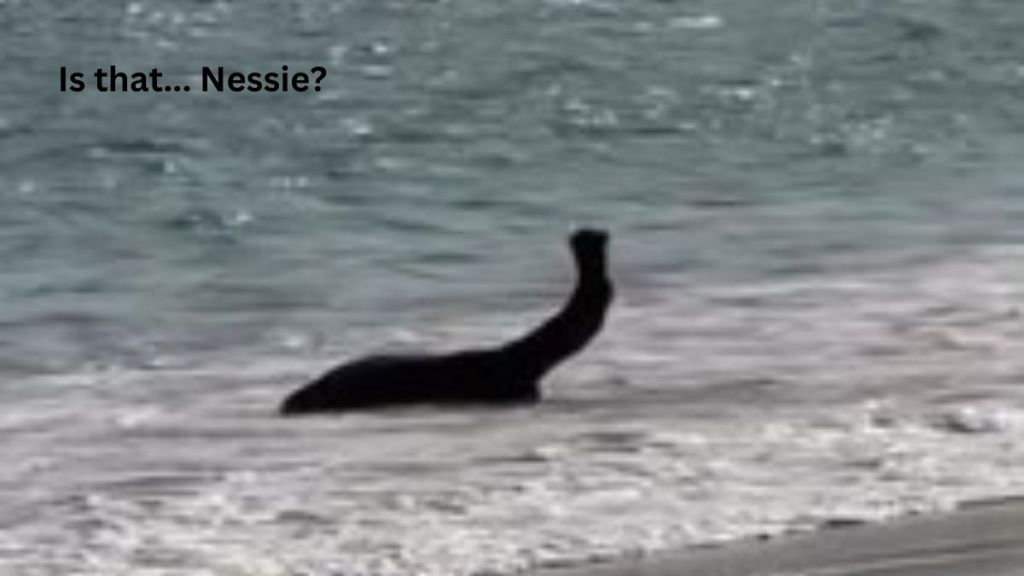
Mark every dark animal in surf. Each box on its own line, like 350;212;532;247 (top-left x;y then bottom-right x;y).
279;229;613;414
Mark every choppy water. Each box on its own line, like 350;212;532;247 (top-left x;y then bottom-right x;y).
4;0;1024;574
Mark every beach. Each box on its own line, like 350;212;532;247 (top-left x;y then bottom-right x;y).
540;499;1024;576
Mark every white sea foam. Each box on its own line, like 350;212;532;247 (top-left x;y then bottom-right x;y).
4;246;1024;575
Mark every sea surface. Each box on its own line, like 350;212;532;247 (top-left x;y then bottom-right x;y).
3;0;1024;574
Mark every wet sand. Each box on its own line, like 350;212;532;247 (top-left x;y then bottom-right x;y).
537;498;1024;576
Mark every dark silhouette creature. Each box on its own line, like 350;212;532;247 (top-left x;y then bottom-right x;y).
280;229;613;415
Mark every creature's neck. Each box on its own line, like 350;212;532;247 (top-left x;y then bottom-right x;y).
501;253;612;381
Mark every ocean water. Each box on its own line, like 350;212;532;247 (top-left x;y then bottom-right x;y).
4;0;1024;574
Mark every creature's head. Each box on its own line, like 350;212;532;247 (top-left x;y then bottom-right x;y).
570;228;608;260
569;228;610;276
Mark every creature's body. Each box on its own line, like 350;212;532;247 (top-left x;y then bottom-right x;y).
279;229;613;415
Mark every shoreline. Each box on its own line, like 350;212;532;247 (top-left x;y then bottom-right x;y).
535;497;1024;576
